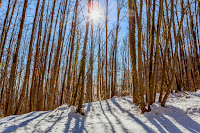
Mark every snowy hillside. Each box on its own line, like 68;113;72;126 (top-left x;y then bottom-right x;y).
1;91;200;133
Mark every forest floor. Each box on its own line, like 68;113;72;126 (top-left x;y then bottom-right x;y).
1;90;200;133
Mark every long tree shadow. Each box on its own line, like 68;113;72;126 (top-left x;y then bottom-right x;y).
122;96;200;132
93;102;108;132
64;103;92;133
99;100;115;132
33;111;53;129
121;97;132;104
166;105;200;132
64;113;73;132
44;111;64;133
0;117;17;126
146;117;168;133
0;112;37;126
145;105;200;133
111;98;155;132
1;116;17;123
121;98;183;132
1;112;48;133
145;113;182;133
105;100;129;132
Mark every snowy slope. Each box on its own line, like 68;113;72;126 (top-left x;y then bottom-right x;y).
1;91;200;133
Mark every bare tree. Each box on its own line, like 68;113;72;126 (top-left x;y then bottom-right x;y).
5;0;28;116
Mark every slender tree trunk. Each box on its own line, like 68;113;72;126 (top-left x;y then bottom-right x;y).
161;0;185;106
128;0;138;104
134;0;146;113
97;21;101;101
151;0;163;104
0;0;11;63
105;0;108;99
86;18;94;102
111;0;120;98
30;0;46;112
5;0;28;116
0;0;18;63
159;0;173;102
146;0;151;111
76;0;91;114
65;0;79;104
71;32;80;106
0;7;19;112
49;0;68;110
14;0;41;115
149;0;156;105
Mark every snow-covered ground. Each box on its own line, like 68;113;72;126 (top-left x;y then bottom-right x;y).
1;90;200;133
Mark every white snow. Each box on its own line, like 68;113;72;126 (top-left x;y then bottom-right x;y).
1;90;200;133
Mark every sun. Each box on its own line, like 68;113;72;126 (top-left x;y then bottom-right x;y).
88;2;103;23
89;8;102;22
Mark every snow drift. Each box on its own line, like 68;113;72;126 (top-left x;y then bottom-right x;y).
1;91;200;133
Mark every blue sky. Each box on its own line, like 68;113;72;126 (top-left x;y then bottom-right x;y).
0;0;130;82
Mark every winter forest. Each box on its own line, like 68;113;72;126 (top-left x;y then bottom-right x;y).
0;0;200;132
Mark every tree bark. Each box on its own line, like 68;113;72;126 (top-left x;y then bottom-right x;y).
5;0;28;116
76;0;91;114
14;0;41;115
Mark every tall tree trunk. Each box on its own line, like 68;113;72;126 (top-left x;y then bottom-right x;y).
14;0;41;115
65;0;79;104
49;0;68;110
0;0;11;63
161;0;185;106
86;18;94;102
146;0;151;111
5;0;28;116
105;0;108;99
44;0;59;109
128;0;138;104
30;0;46;112
76;0;91;114
97;20;101;101
149;0;156;105
0;7;19;113
134;0;146;113
71;32;80;106
111;0;120;98
159;0;174;102
0;0;18;63
150;0;163;105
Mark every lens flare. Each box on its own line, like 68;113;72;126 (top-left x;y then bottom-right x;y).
88;1;103;23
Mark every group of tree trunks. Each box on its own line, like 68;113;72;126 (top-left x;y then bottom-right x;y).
0;0;199;116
